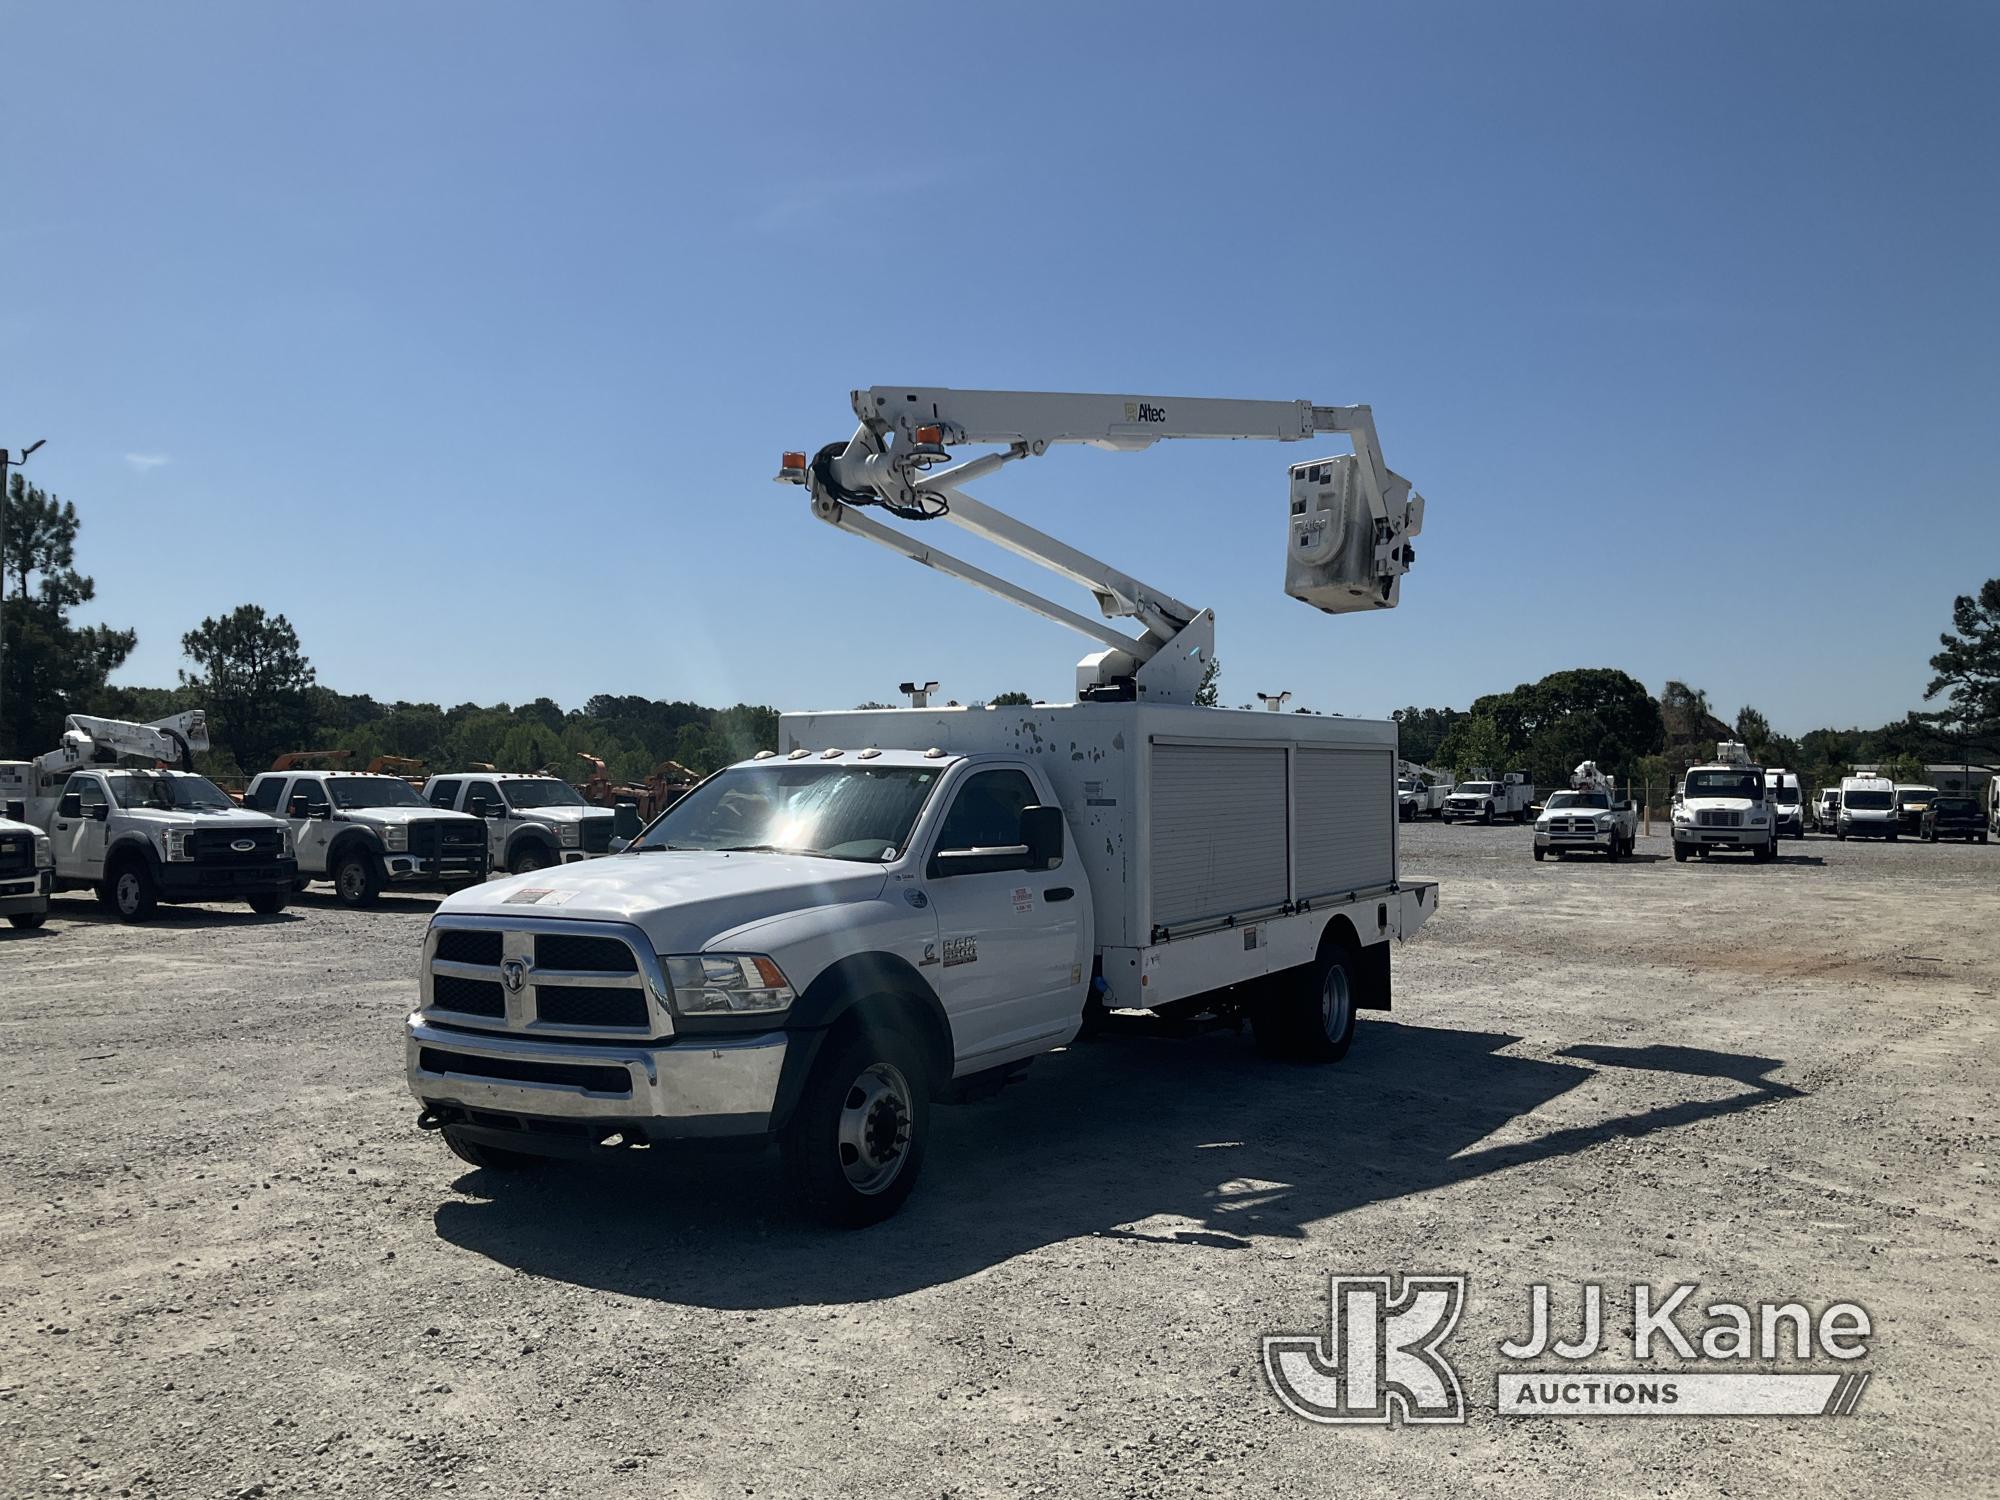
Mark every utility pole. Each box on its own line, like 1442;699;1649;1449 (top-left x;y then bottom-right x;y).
0;439;47;753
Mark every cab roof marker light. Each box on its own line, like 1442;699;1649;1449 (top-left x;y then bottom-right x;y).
754;750;778;760
821;748;844;758
857;748;882;759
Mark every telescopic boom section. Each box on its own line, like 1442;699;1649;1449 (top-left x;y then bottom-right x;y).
775;386;1425;705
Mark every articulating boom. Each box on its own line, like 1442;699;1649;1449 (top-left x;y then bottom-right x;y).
777;386;1424;704
40;712;210;779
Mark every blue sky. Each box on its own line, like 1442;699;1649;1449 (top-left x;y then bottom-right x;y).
4;2;1993;734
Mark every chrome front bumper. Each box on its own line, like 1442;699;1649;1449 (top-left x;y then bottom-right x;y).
1535;830;1611;849
406;1017;788;1137
0;869;51;914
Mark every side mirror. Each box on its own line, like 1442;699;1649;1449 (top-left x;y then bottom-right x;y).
287;796;312;819
5;798;25;822
468;797;495;818
612;801;642;839
1020;805;1064;870
90;802;111;823
58;792;81;819
314;803;334;821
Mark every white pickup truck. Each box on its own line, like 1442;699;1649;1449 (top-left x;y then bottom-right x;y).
1442;770;1534;824
1532;761;1637;860
245;770;488;906
422;773;617;874
0;803;54;930
405;703;1437;1224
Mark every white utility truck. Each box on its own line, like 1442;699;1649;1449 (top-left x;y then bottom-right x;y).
1397;761;1453;820
405;384;1432;1224
1672;741;1778;862
245;770;488;906
1836;773;1899;840
421;773;618;873
0;712;296;920
1442;769;1534;824
1764;768;1806;839
0;803;54;929
1532;760;1637;860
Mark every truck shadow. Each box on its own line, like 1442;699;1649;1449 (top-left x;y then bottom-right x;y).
289;890;446;914
48;895;303;927
429;1021;1804;1309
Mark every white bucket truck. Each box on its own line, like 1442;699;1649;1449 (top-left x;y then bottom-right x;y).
0;712;296;920
405;384;1433;1224
1532;760;1637;860
1672;741;1779;862
1442;769;1534;823
1397;761;1453;820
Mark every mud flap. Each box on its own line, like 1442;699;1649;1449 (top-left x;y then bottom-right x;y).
1356;939;1392;1011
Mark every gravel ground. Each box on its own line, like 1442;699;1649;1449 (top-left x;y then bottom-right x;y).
2;823;1995;1499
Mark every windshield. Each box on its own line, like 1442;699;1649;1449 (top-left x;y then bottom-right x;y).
1546;792;1610;810
1456;783;1493;796
1845;790;1893;810
1936;798;1975;813
1768;782;1800;803
107;772;236;811
1684;770;1761;800
501;779;586;809
1895;788;1935;806
330;776;426;810
631;763;943;862
1397;778;1414;792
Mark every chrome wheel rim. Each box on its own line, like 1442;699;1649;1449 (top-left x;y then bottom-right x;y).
116;873;142;914
1320;964;1352;1043
837;1061;913;1195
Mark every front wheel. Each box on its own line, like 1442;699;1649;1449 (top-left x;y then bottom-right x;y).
7;910;46;930
1674;844;1689;862
1481;804;1494;826
332;851;381;908
508;844;555;876
781;1026;930;1227
1533;847;1545;862
105;863;158;923
248;892;288;915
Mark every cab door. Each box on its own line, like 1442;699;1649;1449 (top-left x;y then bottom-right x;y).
52;774;111;881
918;766;1087;1068
286;778;337;872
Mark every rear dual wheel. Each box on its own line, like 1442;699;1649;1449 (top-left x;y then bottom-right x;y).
1253;943;1358;1065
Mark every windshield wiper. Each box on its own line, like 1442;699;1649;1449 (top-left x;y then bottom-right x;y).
716;843;795;854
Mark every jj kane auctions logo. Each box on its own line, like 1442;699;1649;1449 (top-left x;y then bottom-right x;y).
1265;1276;1873;1423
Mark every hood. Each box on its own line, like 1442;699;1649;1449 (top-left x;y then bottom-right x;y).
438;849;887;953
122;805;286;832
511;804;613;825
1678;797;1758;813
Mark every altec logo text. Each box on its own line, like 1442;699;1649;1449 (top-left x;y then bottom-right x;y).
1264;1276;1874;1424
1123;401;1167;423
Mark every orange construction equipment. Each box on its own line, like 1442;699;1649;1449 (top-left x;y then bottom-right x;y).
573;753;697;821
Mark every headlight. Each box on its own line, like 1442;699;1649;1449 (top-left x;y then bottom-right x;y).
1594;815;1614;829
559;822;581;846
1749;813;1768;825
34;835;53;868
280;825;296;857
381;824;409;852
664;953;795;1015
162;829;194;862
1672;807;1692;824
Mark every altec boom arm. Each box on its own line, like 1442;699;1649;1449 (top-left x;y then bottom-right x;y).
777;386;1424;703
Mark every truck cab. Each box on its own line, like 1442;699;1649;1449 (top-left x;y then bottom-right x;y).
1893;784;1939;837
1813;788;1842;832
0;802;54;930
1763;769;1806;839
422;773;618;874
1672;743;1778;862
1;764;297;921
1837;775;1899;840
1532;762;1636;861
245;770;488;906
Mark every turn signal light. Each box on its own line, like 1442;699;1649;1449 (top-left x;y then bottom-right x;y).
914;424;943;445
781;451;807;470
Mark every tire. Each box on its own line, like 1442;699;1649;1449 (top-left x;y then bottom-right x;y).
105;861;157;923
1887;831;1898;842
1754;833;1776;863
1253;942;1359;1064
780;1025;930;1227
332;849;382;908
508;843;555;876
1674;844;1689;862
248;892;288;915
443;1129;543;1173
1837;833;1846;842
1481;804;1494;826
291;877;310;893
8;911;47;930
1533;847;1545;862
1607;835;1623;862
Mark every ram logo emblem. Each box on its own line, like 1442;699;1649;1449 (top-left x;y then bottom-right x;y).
500;957;530;994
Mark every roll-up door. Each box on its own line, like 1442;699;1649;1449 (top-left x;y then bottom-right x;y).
1294;746;1395;899
1149;743;1289;929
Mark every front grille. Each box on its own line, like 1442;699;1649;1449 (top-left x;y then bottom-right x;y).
433;974;505;1017
1696;809;1743;828
579;817;612;854
435;929;502;965
0;835;32;878
534;933;637;973
534;985;649;1029
418;1047;631;1096
191;827;285;862
441;821;484;848
1552;818;1600;835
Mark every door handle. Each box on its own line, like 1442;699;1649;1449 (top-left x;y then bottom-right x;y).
1043;887;1074;903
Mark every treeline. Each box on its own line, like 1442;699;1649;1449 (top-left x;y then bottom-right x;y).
5;471;1997;795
